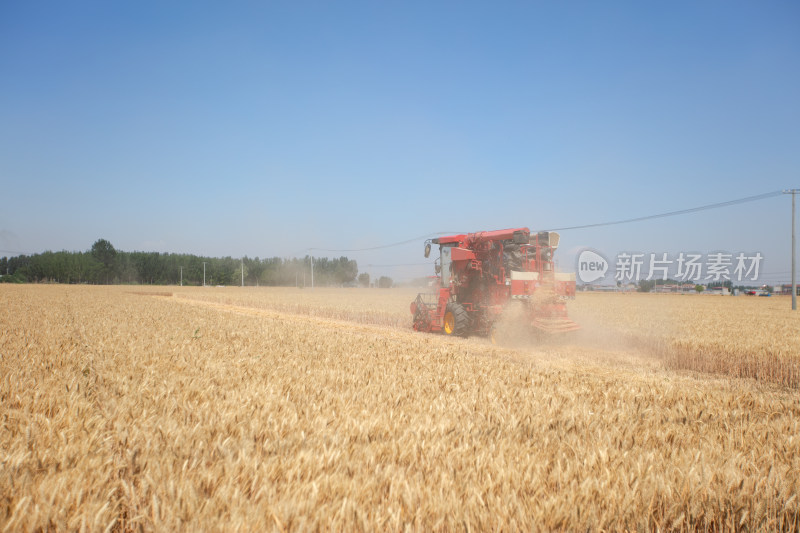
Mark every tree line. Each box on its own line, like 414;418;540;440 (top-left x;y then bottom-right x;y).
0;239;370;286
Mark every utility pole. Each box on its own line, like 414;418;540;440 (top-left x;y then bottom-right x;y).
785;189;798;310
203;262;207;287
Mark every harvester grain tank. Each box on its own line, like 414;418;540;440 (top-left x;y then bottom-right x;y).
410;227;579;339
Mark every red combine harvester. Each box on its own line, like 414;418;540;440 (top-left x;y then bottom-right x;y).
410;227;579;339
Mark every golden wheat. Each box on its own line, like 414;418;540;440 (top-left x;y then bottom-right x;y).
177;287;800;387
569;292;800;387
172;286;415;328
1;285;798;531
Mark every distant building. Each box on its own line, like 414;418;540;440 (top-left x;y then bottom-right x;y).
586;285;619;292
653;283;696;293
708;286;731;296
780;284;800;295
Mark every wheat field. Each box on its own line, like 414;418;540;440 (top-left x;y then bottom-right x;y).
1;285;799;531
568;292;800;388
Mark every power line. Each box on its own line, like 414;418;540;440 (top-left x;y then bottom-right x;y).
1;190;789;260
297;190;785;256
305;231;462;253
545;190;783;232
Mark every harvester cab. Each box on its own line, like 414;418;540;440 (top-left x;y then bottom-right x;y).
410;227;579;339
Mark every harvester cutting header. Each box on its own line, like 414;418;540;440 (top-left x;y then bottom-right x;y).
410;227;579;339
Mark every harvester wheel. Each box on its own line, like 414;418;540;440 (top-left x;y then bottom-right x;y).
443;303;469;337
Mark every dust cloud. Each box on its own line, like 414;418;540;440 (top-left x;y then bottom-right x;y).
489;299;670;373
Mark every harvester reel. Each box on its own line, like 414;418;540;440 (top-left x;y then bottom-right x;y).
412;294;432;332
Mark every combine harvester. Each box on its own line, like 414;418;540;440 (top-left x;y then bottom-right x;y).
410;227;579;340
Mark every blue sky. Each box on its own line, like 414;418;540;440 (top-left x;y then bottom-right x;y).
1;1;798;283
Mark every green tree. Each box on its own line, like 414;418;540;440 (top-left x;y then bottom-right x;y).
245;257;266;285
377;276;393;288
91;239;117;284
358;272;370;287
334;256;358;284
637;280;655;293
